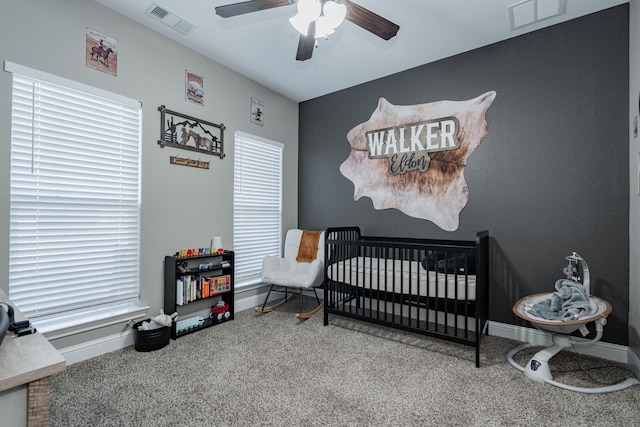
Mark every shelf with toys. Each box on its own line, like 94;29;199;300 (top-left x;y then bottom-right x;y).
163;248;234;339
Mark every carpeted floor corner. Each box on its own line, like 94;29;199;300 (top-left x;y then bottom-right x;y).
50;297;640;426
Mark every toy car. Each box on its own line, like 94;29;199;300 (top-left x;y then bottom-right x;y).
198;262;213;270
211;302;230;321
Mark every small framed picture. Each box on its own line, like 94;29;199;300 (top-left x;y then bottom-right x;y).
86;28;118;76
251;97;264;126
185;70;204;105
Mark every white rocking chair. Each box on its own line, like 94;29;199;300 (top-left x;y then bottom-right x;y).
256;229;325;319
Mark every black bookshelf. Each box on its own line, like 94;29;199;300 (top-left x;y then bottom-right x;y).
163;251;234;339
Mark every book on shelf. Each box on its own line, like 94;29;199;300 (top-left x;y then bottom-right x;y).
176;273;231;305
201;276;211;298
176;278;184;306
176;275;194;305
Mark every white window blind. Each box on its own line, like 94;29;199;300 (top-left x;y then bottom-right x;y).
6;62;144;334
233;131;283;287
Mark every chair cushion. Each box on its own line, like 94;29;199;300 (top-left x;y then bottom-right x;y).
261;229;326;289
262;269;317;288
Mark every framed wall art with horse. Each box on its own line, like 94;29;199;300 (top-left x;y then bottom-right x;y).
157;105;226;159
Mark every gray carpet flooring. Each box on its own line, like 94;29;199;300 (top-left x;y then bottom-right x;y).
50;298;640;426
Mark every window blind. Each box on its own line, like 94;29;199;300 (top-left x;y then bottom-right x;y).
7;62;143;328
233;131;283;287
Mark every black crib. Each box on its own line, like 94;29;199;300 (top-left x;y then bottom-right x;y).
323;227;490;367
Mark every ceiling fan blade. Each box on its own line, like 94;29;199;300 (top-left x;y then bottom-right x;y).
345;2;399;40
296;21;315;61
215;0;293;18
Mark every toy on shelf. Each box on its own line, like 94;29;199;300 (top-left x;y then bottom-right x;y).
211;299;231;322
175;315;205;334
174;246;225;258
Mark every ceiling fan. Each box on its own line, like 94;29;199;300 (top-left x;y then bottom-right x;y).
215;0;399;61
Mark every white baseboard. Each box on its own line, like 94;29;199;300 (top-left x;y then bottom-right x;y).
234;291;267;312
60;329;135;365
487;320;637;366
59;292;640;374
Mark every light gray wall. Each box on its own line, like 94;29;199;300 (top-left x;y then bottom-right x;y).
299;5;630;345
0;0;299;348
629;0;640;363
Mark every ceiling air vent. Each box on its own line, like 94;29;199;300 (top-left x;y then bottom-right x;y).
144;2;195;35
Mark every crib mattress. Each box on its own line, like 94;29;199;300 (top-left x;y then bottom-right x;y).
327;256;476;301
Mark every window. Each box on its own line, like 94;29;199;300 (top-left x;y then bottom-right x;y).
6;62;146;338
233;131;283;288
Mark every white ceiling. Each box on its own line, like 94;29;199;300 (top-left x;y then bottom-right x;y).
92;0;628;102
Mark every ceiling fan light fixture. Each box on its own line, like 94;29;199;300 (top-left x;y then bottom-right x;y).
289;0;321;35
289;14;312;35
314;1;346;38
323;1;347;27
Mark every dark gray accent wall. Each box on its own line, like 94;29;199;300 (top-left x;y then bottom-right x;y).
298;5;630;344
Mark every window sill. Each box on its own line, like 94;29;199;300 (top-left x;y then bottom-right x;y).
33;303;149;340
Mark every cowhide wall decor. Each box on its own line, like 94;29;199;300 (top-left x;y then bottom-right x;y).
340;91;496;231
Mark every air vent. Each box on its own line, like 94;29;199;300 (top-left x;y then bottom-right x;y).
509;0;566;30
149;5;169;19
144;2;195;35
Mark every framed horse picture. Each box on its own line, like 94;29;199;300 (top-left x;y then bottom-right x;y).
86;28;117;76
157;105;226;158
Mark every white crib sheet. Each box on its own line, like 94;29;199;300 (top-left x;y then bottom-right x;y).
327;256;476;301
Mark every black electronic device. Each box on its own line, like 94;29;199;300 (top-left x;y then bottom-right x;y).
0;302;36;345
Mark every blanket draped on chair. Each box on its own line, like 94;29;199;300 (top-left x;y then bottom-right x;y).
296;230;323;262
